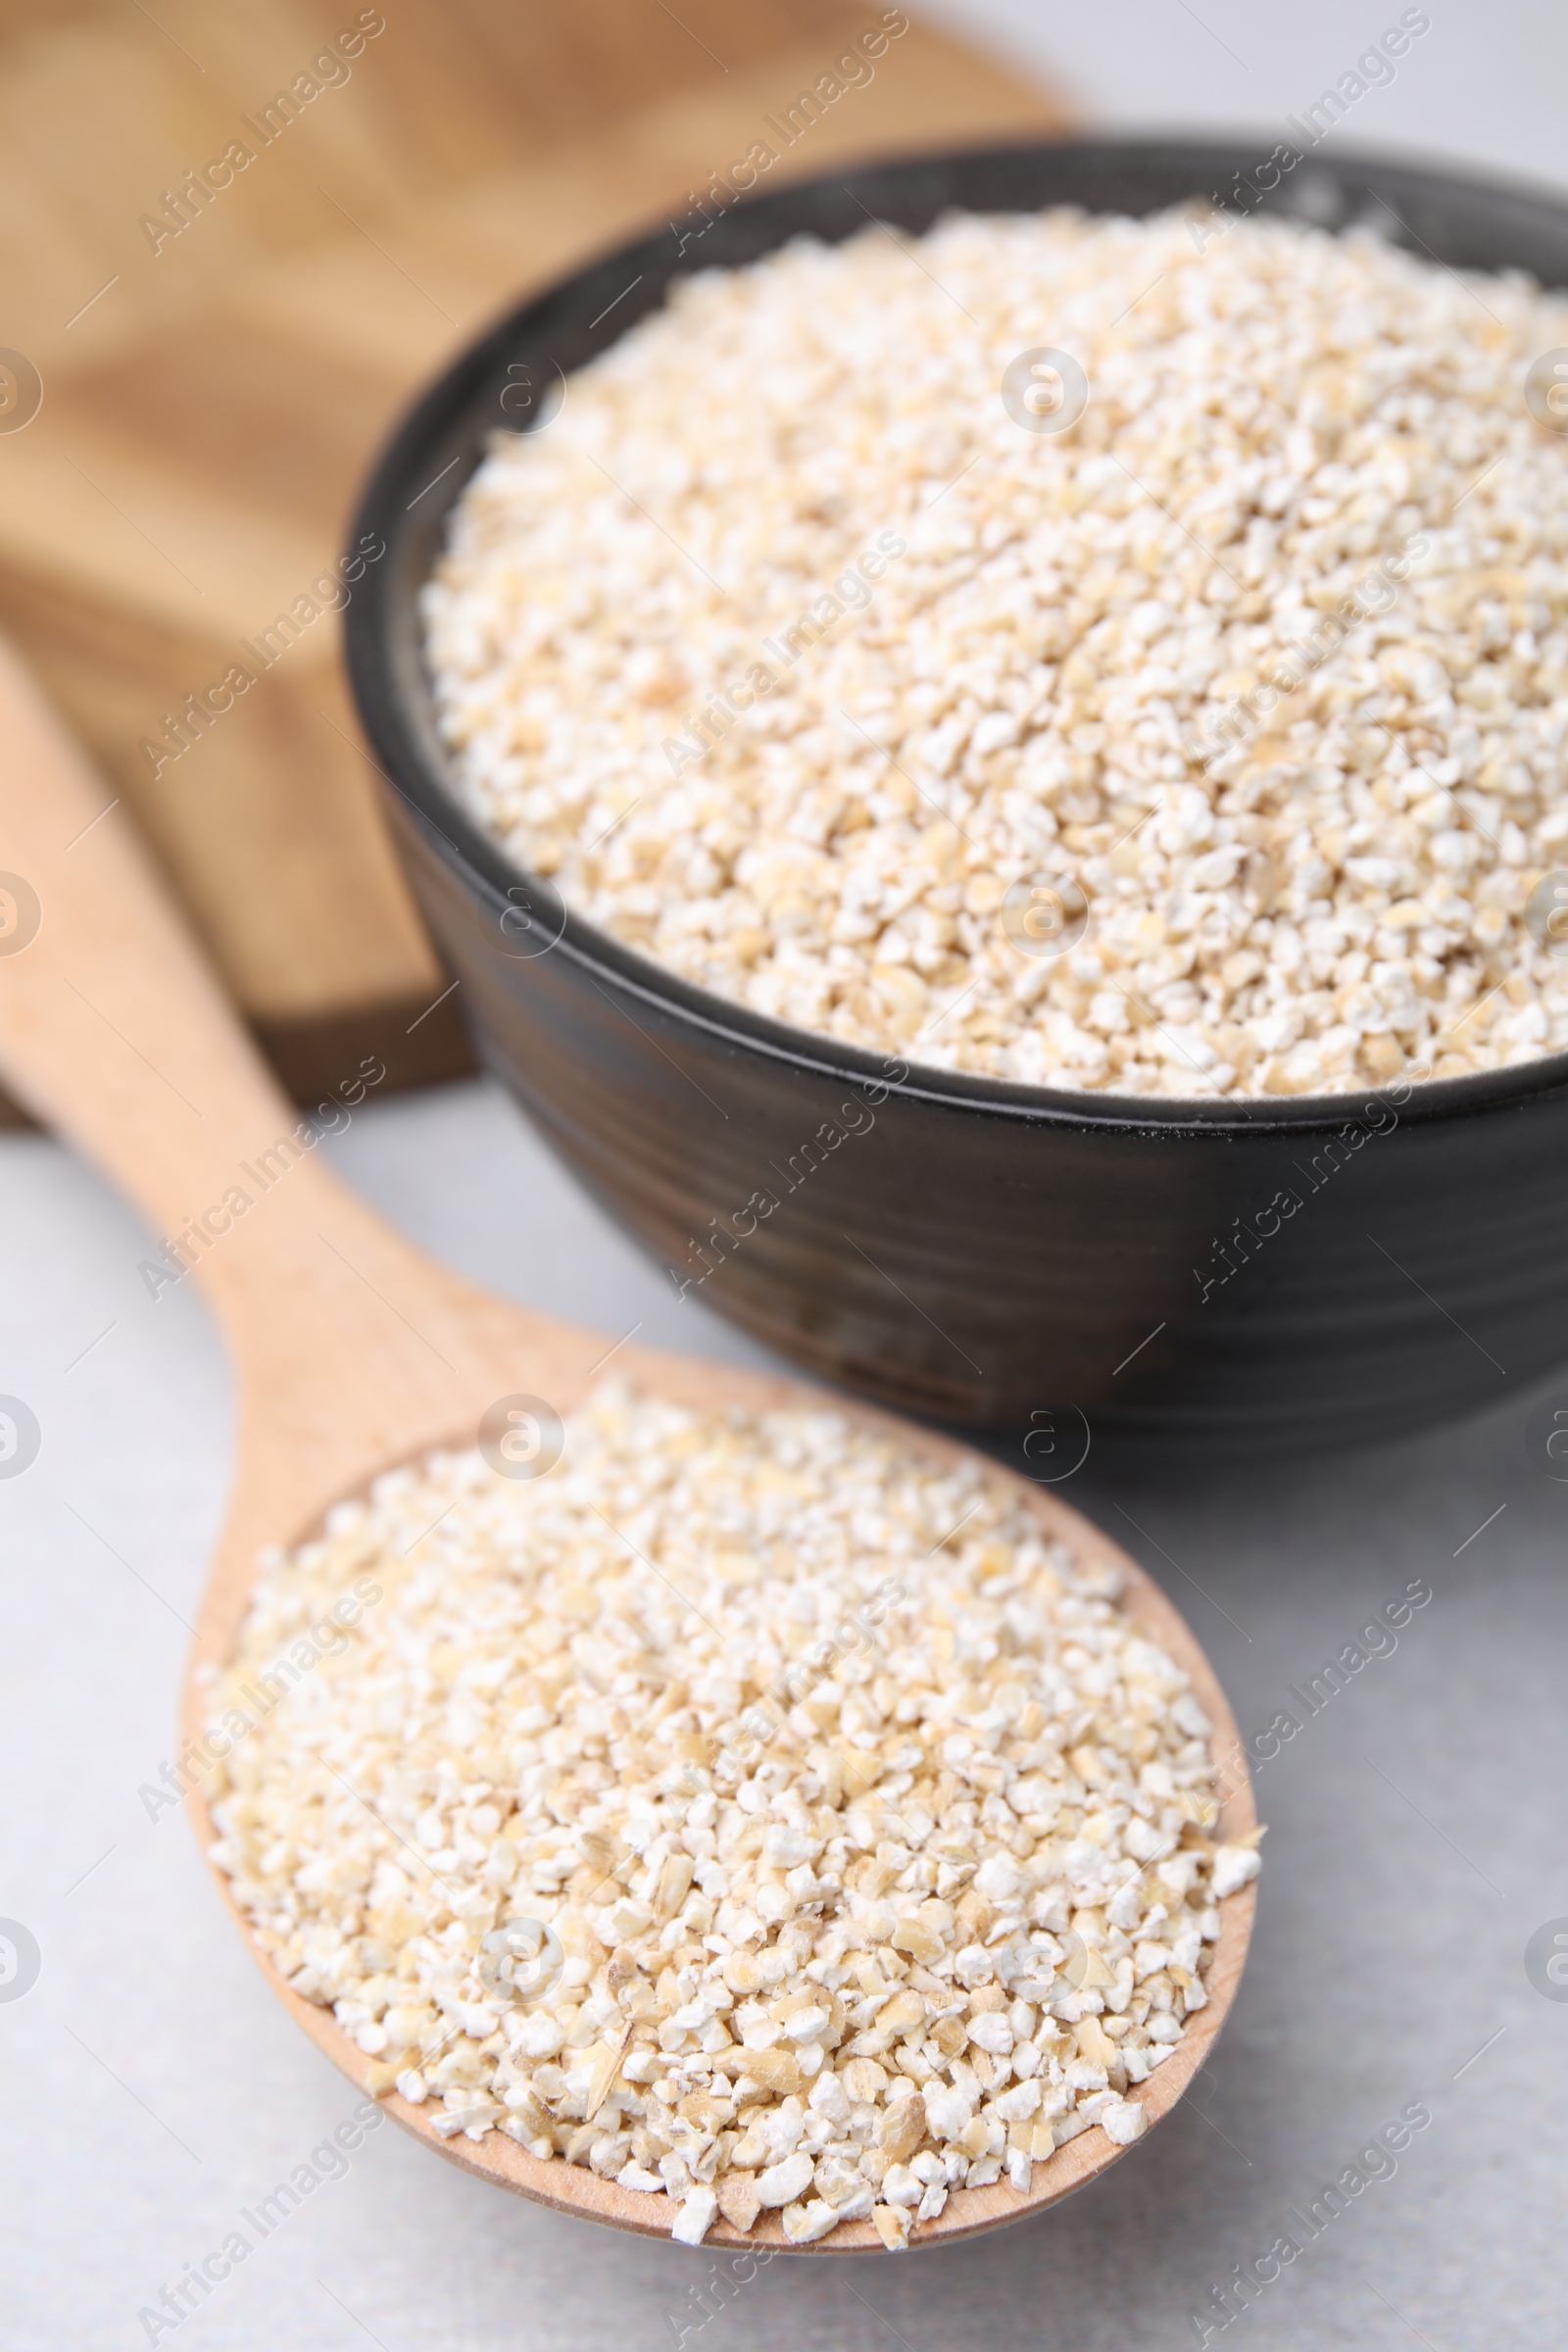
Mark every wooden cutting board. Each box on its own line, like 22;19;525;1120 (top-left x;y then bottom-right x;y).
0;0;1069;1110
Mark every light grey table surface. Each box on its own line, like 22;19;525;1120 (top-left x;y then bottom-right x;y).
3;1075;1565;2352
7;4;1567;2345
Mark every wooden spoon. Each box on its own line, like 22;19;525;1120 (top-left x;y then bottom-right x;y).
0;641;1256;2251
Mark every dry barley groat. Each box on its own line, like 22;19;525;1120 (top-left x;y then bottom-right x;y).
424;204;1568;1099
204;1382;1256;2248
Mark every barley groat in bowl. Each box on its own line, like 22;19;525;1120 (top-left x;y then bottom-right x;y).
345;138;1568;1451
423;206;1568;1104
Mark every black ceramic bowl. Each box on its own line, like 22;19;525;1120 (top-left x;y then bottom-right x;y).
344;136;1568;1455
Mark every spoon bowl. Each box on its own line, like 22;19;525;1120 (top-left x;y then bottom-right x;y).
0;642;1255;2249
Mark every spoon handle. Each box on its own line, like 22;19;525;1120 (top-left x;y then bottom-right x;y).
0;635;330;1238
0;637;475;1389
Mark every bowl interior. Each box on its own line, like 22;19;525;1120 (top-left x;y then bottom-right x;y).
344;133;1568;1135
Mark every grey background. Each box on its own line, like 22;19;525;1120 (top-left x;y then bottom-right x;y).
922;0;1568;190
5;5;1567;2347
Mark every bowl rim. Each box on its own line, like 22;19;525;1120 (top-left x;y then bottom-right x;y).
343;129;1568;1139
